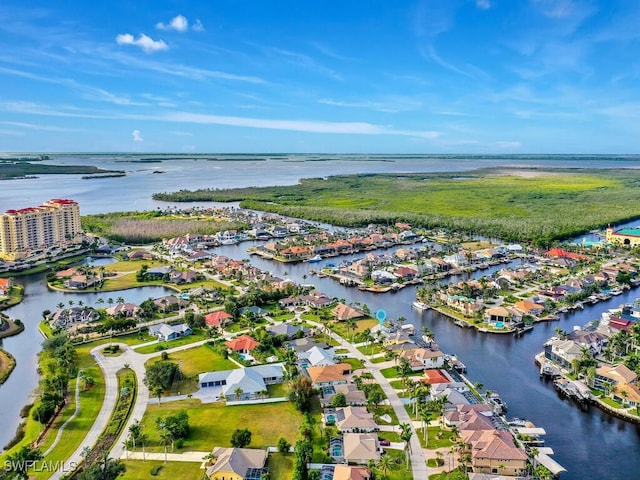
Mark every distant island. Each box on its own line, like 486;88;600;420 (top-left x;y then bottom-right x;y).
0;161;123;180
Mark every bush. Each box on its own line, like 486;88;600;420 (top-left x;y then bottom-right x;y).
150;465;163;476
175;438;184;449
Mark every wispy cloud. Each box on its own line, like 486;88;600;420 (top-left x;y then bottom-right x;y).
132;129;144;142
156;15;189;32
267;47;342;80
318;96;423;113
170;131;194;136
476;0;492;10
494;141;522;148
0;101;440;139
116;33;168;53
0;121;69;132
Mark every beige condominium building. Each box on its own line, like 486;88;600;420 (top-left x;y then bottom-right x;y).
0;199;81;260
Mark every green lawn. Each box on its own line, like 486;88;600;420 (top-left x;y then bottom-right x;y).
329;318;378;339
340;357;366;371
140;399;301;452
417;426;457;449
135;330;209;354
146;344;238;378
369;355;389;364
32;365;107;479
121;460;205;480
357;343;384;356
267;453;294;480
379;366;424;379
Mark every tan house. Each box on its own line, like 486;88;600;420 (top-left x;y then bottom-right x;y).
330;406;377;432
399;348;445;371
205;447;267;480
332;303;365;322
343;433;380;464
513;300;544;316
466;429;528;476
333;465;371;480
307;363;352;388
594;364;637;390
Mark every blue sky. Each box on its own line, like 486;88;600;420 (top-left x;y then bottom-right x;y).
1;0;639;153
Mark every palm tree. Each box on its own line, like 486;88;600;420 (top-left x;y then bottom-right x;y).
376;454;394;480
399;422;413;471
159;429;173;463
139;432;148;461
234;386;244;401
420;407;432;445
153;386;163;405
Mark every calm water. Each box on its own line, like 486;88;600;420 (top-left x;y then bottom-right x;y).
2;154;640;478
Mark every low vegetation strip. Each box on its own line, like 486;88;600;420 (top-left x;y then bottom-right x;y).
0;348;16;385
154;168;640;243
81;211;248;243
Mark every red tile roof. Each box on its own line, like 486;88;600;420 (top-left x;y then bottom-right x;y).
205;310;233;327
225;334;259;352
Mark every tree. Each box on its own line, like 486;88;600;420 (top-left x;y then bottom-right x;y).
234;386;244;401
6;446;43;480
145;360;182;391
278;437;291;454
331;392;347;407
78;452;126;480
376;454;394;480
288;375;315;413
399;422;413;471
230;428;252;448
158;428;173;463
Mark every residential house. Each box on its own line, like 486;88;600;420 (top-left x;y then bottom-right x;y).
153;295;187;312
0;277;12;296
105;302;141;318
267;322;311;339
394;266;418;280
169;269;198;284
148;323;192;342
288;338;332;354
332;303;365;322
50;307;100;330
593;364;637;391
567;329;608;355
126;249;155;260
205;310;233;328
199;364;285;400
307;363;352;388
399;348;445;371
613;383;640;407
205;447;267;480
226;335;259;354
238;306;269;318
343;433;380;464
146;266;173;278
64;274;97;289
332;465;371;480
298;345;336;368
513;300;544;317
484;306;522;326
329;406;377;432
543;339;583;369
321;383;367;407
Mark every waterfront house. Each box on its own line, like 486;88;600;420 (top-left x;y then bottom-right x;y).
105;302;141;318
593;364;637;391
543;339;582;368
398;347;445;371
513;300;545;316
126;249;155;260
0;277;10;297
148;323;192;342
484;306;522;326
168;269;198;284
153;295;187;313
567;329;608;355
332;303;365;322
205;310;233;328
226;334;259;354
50;306;100;330
613;383;640;407
205;447;267;480
343;433;380;464
146;265;173;278
465;429;528;476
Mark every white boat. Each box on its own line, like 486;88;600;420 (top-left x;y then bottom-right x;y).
221;238;238;245
412;301;430;311
308;254;323;263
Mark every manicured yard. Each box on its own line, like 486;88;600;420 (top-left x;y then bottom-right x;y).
380;366;425;379
268;452;294;480
121;460;205;480
357;343;384;356
146;344;238;378
329;318;378;339
416;426;457;449
135;329;209;354
140;399;301;452
340;357;366;371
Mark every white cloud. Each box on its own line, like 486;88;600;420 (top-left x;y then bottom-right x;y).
192;19;205;32
156;15;189;32
494;141;522;148
132;129;144;142
476;0;492;9
116;33;168;53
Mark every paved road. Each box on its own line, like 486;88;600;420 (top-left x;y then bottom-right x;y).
305;317;430;479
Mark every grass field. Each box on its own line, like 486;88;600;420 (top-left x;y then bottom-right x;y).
135;330;209;354
121;460;205;480
153;168;640;243
140;399;301;452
